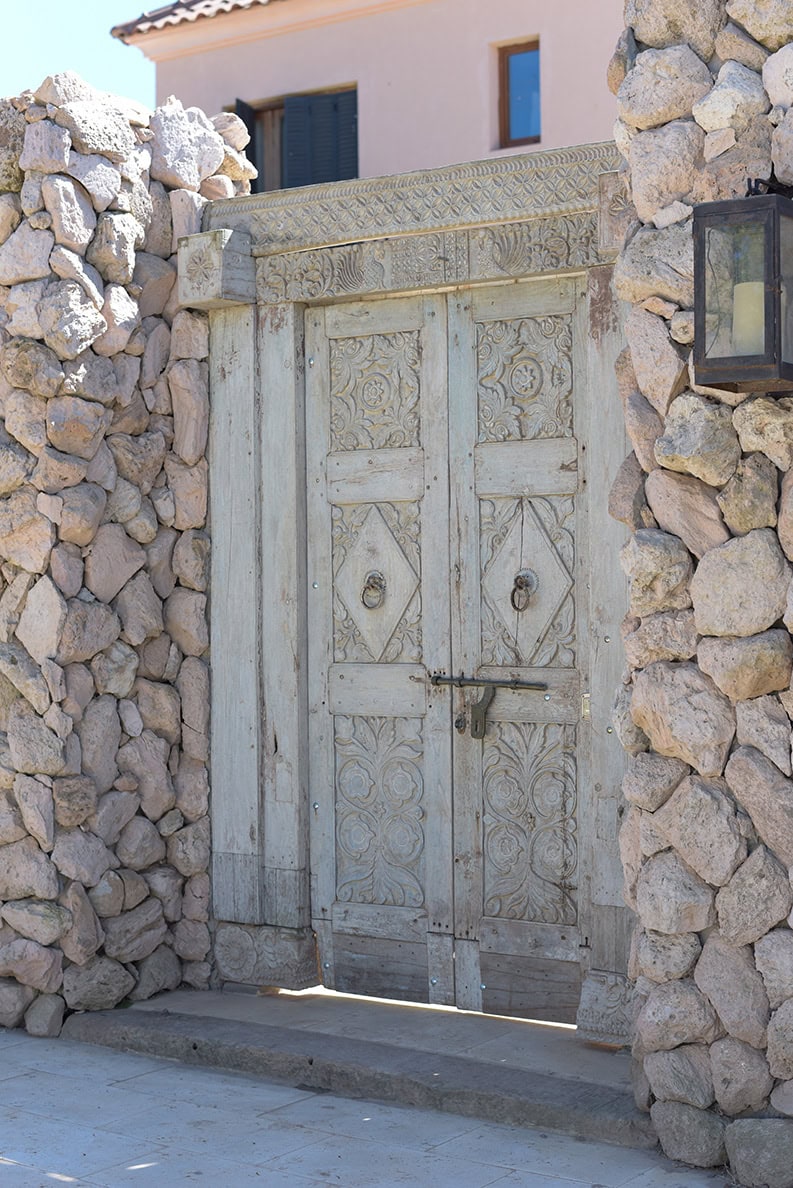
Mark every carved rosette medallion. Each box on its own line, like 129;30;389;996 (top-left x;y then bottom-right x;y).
335;715;426;908
483;720;578;925
477;314;573;442
330;331;421;451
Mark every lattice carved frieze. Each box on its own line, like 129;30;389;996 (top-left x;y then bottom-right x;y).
480;496;575;668
256;212;602;304
207;142;621;255
335;715;426;908
483;720;577;926
477;314;574;443
332;502;421;663
330;331;421;451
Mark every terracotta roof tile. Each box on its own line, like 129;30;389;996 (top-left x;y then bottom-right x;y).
111;0;287;41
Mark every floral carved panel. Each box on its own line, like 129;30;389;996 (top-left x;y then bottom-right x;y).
332;502;421;663
477;314;574;443
483;720;577;926
335;715;426;908
480;495;575;668
330;331;421;451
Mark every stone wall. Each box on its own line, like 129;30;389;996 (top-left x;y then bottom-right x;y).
611;2;793;1184
0;72;254;1037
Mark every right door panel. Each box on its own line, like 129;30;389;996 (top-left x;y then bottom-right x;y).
448;277;588;1020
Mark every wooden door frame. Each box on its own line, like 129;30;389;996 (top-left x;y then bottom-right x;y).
178;143;635;1040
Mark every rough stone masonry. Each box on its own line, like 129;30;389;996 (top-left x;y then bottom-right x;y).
610;1;793;1184
0;71;255;1039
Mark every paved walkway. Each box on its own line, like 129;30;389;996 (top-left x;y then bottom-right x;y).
0;1024;729;1187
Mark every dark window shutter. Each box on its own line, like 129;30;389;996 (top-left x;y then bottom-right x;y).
234;99;260;190
282;89;358;189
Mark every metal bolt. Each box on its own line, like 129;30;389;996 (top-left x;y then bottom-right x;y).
313;581;318;589
480;983;487;991
606;726;614;734
430;976;438;985
308;357;315;367
312;802;319;812
543;693;551;701
604;635;611;643
323;962;330;970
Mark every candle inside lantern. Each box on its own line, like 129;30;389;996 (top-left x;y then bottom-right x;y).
732;280;765;355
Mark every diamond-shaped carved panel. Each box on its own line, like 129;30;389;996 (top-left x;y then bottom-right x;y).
481;497;574;667
335;506;419;661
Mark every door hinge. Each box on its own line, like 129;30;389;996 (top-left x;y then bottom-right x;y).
581;692;591;720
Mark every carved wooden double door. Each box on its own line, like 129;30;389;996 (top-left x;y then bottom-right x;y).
306;276;588;1021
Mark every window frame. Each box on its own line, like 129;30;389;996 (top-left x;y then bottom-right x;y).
498;38;541;149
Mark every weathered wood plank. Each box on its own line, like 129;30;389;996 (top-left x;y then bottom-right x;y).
475;439;578;498
332;903;428;943
328;448;425;504
479;918;580;964
328;664;428;716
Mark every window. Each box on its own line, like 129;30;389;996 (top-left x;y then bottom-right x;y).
498;39;541;148
236;88;358;193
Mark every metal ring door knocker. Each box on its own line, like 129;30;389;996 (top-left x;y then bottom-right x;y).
510;568;538;613
361;570;387;609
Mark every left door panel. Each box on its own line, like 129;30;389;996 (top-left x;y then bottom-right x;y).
306;295;453;1003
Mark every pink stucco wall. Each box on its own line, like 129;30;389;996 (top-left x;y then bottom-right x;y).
134;0;621;178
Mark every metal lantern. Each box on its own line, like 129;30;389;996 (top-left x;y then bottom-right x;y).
694;191;793;392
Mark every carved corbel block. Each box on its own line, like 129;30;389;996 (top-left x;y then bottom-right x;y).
178;227;256;309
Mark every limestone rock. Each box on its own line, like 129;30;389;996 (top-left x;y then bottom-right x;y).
0;836;58;900
86;211;140;285
169;310;208;361
88;869;125;917
0;937;62;993
57;598;120;664
764;43;793;111
92;283;141;356
58;881;104;964
76;694;120;794
0;100;26;190
107;430;165;494
172;918;210;961
127;943;182;1001
84;523;145;603
617;46;713;131
167;815;209;877
691;529;791;638
88;789;140;846
134;679;180;746
51;826;116;887
32;447;89;495
65;151;122;212
650;1101;726;1168
172;530;208;593
725;1118;793;1188
115;571;163;646
655;392;740;487
58;482;107;546
90;640;139;697
15;575;66;666
622;752;689;811
0;978;36;1027
168;358;209;466
726;0;793;51
0;641;49;714
182;871;209;922
164;588;208;656
24;992;65;1038
736;694;792;774
46;395;109;460
712;1037;774;1115
695;932;770;1049
693;60;769;138
164;455;207;529
627;308;688;418
625;0;723;60
620;529;692;617
41;173;96;255
0;432;34;496
725;746;793;866
0;488;55;572
102;897;167;963
644;1044;714;1109
0;898;70;945
14;773;54;851
734;396;793;470
5;389;48;457
39;280;107;362
635;978;722;1053
653;774;747;886
52;775;97;829
644;470;729;559
7;700;65;775
699;631;793;702
632;928;701;983
624;391;664;473
717;22;771;71
623;609;698;668
716;845;792;946
0;789;26;844
62;954;134;1011
174;755;209;822
115;814;166;870
631;661;735;778
755;930;793;1008
629;120;704;226
150;97;225;190
636;849;715;935
608;452;654;531
0;221;54;285
116;729;174;822
717;452;778;535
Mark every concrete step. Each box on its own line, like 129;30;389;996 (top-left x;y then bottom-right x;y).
63;993;656;1151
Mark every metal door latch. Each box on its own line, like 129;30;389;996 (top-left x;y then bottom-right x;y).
470;685;495;739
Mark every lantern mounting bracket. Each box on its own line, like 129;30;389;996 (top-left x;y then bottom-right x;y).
746;175;793;200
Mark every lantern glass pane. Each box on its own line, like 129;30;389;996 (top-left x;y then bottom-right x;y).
782;213;793;364
704;221;766;358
